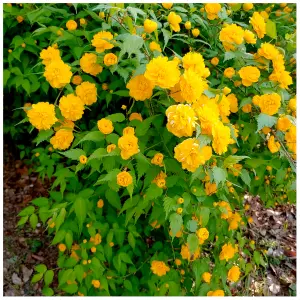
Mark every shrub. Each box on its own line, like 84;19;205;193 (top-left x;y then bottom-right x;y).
4;2;296;296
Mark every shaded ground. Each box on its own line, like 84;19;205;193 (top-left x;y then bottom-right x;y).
3;145;296;296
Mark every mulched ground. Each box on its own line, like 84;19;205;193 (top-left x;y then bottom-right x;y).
3;145;296;296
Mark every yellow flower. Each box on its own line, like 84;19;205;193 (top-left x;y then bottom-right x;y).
92;280;101;289
118;133;139;160
202;272;212;283
217;201;232;219
92;31;114;53
179;69;207;103
285;125;296;153
17;15;24;23
109;242;114;247
277;116;291;131
224;67;235;79
180;244;200;261
182;52;206;77
211;57;219;65
269;70;293;89
219;243;237;261
79;155;87;164
40;46;61;66
207;290;225;296
250;12;266;39
238;66;260;87
99;11;105;19
166;104;196;138
72;75;83;85
80;53;103;76
219;24;244;51
192;28;200;37
107;144;116;153
260;11;269;20
150;261;170;276
228;266;241;282
59;94;85;121
50;129;74;150
129;112;143;122
255;93;281;116
205;3;222;20
243;3;253;11
214;94;230;122
185;21;191;30
162;3;173;9
288;97;296;112
167;12;182;32
212;122;231;155
174;258;181;266
66;20;77;31
149;41;161;52
243;30;257;44
123;127;135;135
126;74;154;101
242;104;252;113
103;53;118;66
76;81;97;106
151;153;164;167
44;60;72;88
169;83;185;103
58;243;66;252
97;118;114;134
97;199;104;208
174;138;208;172
80;18;86;25
196;228;209;244
144;56;180;89
54;119;75;131
144;19;157;33
257;43;279;60
27;102;58;130
117;171;133;187
227;94;238;113
268;135;280;153
152;171;167;188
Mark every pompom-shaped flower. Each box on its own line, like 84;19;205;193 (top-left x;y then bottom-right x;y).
214;94;231;122
212;122;231;155
219;24;244;51
205;3;222;20
166;104;196;138
144;56;180;89
180;244;200;261
107;144;116;153
92;31;114;53
227;93;238;113
169;83;185;103
167;12;182;32
27;102;58;130
118;132;139;160
80;53;103;76
196;228;209;244
219;243;237;261
257;43;279;60
192;28;200;37
40;46;61;66
238;66;260;87
277;116;291;131
228;266;241;283
50;129;74;150
268;135;281;153
76;81;97;106
285;125;296;154
97;118;114;134
129;112;143;122
151;153;164;167
224;67;235;79
59;94;85;121
243;30;257;44
256;93;281;115
179;69;207;103
66;20;77;31
207;290;225;296
202;272;212;283
288;97;296;112
144;19;157;33
117;171;133;187
149;41;161;52
104;53;118;66
250;12;266;39
44;60;72;88
152;171;167;188
162;3;173;9
72;75;83;85
126;74;154;101
174;138;205;172
182;52;206;77
150;261;170;277
269;70;293;89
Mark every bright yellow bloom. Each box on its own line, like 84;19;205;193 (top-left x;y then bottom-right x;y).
72;75;83;85
211;57;219;65
277;116;291;131
58;243;66;252
196;228;209;244
250;12;266;39
27;102;57;130
104;53;118;66
205;182;217;195
227;94;238;113
207;290;225;296
260;11;269;20
66;20;77;31
228;266;241;282
117;171;133;187
54;119;74;131
243;30;257;44
214;94;231;122
212;122;231;155
243;3;253;11
192;28;200;37
59;94;85;121
168;12;182;32
242;104;252;113
118;132;139;160
166;104;196;138
149;41;162;52
17;15;24;23
228;212;242;230
44;60;72;89
80;53;103;76
129;112;143;122
92;280;101;289
169;83;185;103
144;56;180;89
174;258;181;266
185;21;192;30
50;129;74;150
269;70;293;89
80;18;86;25
92;31;114;53
152;171;167;188
144;19;157;33
238;66;260;87
97;118;114;134
268;135;281;153
182;52;206;77
151;153;164;167
76;81;97;106
97;199;104;208
219;24;244;51
79;155;87;164
224;67;235;79
40;46;61;66
126;74;154;101
219;243;237;261
107;144;116;153
205;3;222;20
202;272;212;283
150;261;170;276
255;93;281;115
162;3;173;9
285;125;296;154
257;43;279;60
180;244;200;261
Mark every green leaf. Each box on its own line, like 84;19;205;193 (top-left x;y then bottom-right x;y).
52;229;66;245
169;213;183;237
31;273;43;283
119;252;133;264
88;148;107;161
106;113;126;122
55;208;66;231
62;284;78;294
212;167;227;187
32;197;48;207
266;19;277;39
163;197;177;217
74;197;87;232
65;231;73;249
44;270;54;286
276;168;286;184
105;189;121;209
113;90;129;97
75;131;104;146
199;207;210;227
29;213;38;229
161;28;171;50
224;51;236;62
187;233;199;254
35;264;47;274
118;33;144;58
22;79;31;95
59;269;73;286
135;115;159;136
128;232;135;249
74;265;84;283
34;129;54;146
42;287;54;296
18;206;35;216
223;155;249;169
17;216;28;226
124;280;133;291
59;149;86;160
187;220;198;232
240;169;251;187
256;113;277;132
4;70;11;86
145;183;163;201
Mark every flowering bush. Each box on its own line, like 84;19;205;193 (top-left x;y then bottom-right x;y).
4;2;296;296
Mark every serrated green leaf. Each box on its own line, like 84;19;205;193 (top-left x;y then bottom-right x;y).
212;166;227;187
59;149;86;160
187;220;198;232
170;213;183;237
75;131;104;146
256;113;277;132
33;129;54;146
105;189;121;209
240;169;251;187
